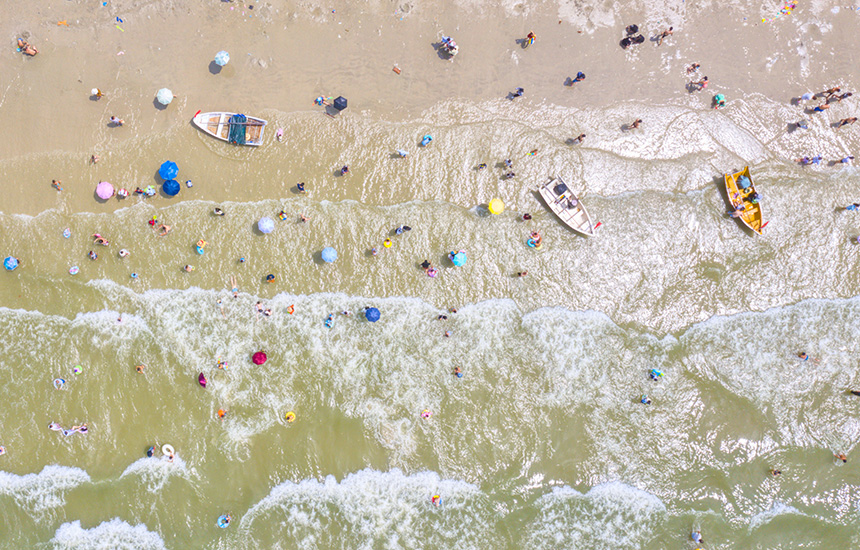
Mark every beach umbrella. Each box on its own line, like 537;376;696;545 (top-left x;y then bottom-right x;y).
258;217;275;234
214;50;230;66
159;160;178;180
452;251;467;266
365;307;380;323
488;198;505;215
252;351;267;365
156;88;174;106
162;179;180;196
4;257;18;271
321;247;338;263
333;96;348;111
96;181;115;199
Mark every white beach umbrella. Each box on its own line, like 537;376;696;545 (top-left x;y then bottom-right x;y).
156;88;174;106
214;51;230;66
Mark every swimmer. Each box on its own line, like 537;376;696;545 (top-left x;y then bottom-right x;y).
287;305;295;315
0;446;5;456
437;315;448;320
131;272;139;280
49;422;62;431
88;251;98;260
517;271;528;277
770;468;781;476
798;352;809;361
92;234;109;246
183;265;194;272
640;395;652;405
341;311;351;316
217;408;228;420
266;274;275;283
158;224;172;236
118;249;130;258
52;179;63;191
649;369;663;381
214;207;225;216
477;163;487;170
340;165;350;176
453;366;463;378
263;308;272;317
324;313;334;328
444;330;452;337
835;452;848;463
230;276;239;298
504;172;516;179
449;308;458;314
431;495;441;506
217;298;225;318
135;365;145;373
572;133;586;144
370;247;378;256
299;213;309;223
255;301;264;318
72;424;88;434
522;213;532;221
146;446;155;457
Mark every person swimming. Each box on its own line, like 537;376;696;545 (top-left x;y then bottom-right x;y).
640;395;652;405
649;369;663;381
453;366;463;378
324;314;333;328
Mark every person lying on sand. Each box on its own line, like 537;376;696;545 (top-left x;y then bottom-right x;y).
17;38;38;56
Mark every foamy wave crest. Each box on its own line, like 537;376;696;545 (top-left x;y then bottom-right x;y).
50;518;166;550
241;469;498;550
119;455;193;493
748;502;803;531
0;465;90;514
524;482;666;549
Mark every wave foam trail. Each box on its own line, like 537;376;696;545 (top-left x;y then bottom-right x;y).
119;456;192;493
50;518;166;550
0;465;90;514
524;482;666;550
241;469;498;550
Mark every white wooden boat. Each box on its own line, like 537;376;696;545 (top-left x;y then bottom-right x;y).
538;176;598;236
192;111;267;146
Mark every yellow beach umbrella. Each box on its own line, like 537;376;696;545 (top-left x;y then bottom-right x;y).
488;198;505;215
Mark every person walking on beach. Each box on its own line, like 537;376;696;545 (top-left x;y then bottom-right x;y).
687;63;700;74
835;92;853;102
510;87;524;99
837;117;857;127
812;103;830;113
525;32;536;47
572;133;586;144
821;87;841;98
840;156;854;164
567;72;586;86
628;119;642;130
657;27;673;46
690;76;708;92
340;165;349;176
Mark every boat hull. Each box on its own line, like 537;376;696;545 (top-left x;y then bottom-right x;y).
192;111;267;146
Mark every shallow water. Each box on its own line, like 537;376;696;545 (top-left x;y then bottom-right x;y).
3;0;860;548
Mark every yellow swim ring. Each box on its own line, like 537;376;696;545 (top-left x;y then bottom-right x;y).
285;411;296;423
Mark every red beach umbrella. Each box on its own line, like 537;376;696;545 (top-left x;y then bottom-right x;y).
252;351;267;365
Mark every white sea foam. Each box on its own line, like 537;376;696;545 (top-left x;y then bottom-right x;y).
50;518;167;550
525;482;666;549
748;502;804;531
0;465;90;514
241;468;497;550
119;455;192;493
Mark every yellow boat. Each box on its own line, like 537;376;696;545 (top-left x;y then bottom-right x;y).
724;166;764;235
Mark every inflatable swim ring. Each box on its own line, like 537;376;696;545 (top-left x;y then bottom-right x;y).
431;495;441;506
118;249;129;258
421;409;432;419
72;366;83;375
69;266;80;275
278;211;288;221
53;378;66;390
0;446;5;456
427;268;438;278
162;444;175;457
383;239;392;248
217;514;231;529
526;239;542;250
196;246;205;255
285;411;296;423
287;305;295;315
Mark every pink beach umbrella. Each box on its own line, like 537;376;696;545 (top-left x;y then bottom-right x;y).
252;351;267;365
96;181;115;199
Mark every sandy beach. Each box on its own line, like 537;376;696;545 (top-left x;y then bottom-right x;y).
2;0;860;548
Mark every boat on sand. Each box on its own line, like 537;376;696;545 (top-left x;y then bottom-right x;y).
192;111;267;146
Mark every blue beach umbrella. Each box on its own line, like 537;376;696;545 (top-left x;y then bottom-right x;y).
258;217;275;234
452;251;467;266
214;51;230;66
162;179;180;196
159;160;178;180
4;256;19;271
321;247;338;263
365;307;380;322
